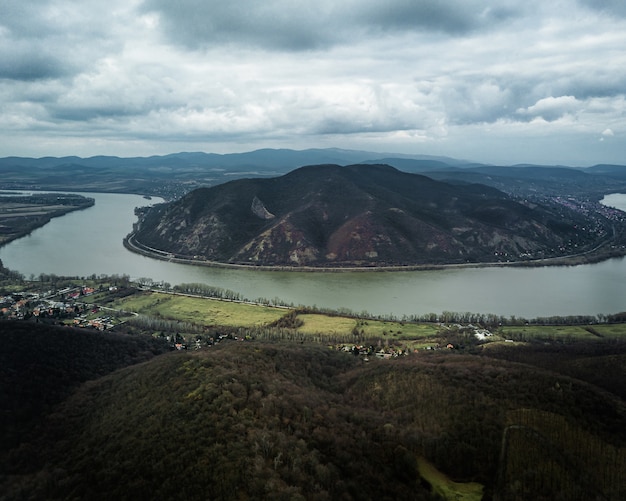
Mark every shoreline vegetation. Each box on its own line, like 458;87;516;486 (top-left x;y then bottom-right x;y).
3;267;624;326
124;230;626;273
0;193;95;247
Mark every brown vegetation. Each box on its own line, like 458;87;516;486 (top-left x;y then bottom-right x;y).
1;321;624;500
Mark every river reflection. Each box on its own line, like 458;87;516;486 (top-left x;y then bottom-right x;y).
1;191;625;318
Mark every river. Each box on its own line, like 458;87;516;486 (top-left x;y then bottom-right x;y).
1;191;625;318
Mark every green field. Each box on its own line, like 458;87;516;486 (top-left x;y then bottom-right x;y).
97;288;626;346
498;323;626;341
587;323;626;338
417;456;483;501
295;314;441;342
356;318;441;339
295;314;358;335
107;291;445;345
111;291;285;327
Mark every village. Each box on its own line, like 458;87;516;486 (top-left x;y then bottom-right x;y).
0;285;121;331
1;277;501;360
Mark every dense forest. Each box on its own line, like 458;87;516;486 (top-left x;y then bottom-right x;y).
1;320;624;500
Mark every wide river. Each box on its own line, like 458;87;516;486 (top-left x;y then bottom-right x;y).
1;192;626;318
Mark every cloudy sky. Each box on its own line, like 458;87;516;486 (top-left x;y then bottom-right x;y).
1;0;625;165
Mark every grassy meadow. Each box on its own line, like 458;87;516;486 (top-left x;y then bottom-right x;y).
111;291;285;327
104;289;626;349
499;323;626;341
416;457;484;501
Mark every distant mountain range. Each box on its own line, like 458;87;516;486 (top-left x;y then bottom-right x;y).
0;148;471;171
131;163;617;268
2;148;625;200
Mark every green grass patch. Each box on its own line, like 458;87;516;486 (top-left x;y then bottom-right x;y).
417;456;483;501
357;319;440;339
295;314;357;335
498;324;599;341
111;291;285;328
294;314;442;345
589;323;626;338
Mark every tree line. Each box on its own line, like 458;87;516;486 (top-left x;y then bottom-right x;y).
3;266;625;327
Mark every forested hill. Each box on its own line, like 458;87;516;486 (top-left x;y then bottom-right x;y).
131;163;619;267
0;322;169;456
1;325;625;500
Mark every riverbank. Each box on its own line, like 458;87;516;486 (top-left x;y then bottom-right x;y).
124;231;626;273
3;190;624;318
0;194;95;247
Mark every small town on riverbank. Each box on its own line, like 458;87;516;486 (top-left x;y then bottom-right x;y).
3;267;626;358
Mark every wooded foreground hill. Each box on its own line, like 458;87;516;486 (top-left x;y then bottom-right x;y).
1;321;624;500
133;164;615;267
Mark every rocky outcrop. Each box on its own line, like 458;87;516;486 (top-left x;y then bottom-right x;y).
251;196;275;220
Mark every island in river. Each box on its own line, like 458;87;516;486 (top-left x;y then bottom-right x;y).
0;193;95;246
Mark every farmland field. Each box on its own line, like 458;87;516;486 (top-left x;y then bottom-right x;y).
105;288;626;346
111;291;285;327
498;323;626;341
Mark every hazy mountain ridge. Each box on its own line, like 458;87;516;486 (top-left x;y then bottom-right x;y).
132;163;611;267
1;148;625;201
0;148;470;170
428;164;626;198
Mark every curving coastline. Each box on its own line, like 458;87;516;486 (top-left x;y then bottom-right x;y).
124;231;626;273
0;195;95;247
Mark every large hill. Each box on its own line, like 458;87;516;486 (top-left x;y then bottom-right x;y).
1;322;625;500
131;163;615;268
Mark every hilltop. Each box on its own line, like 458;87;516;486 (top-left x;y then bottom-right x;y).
130;163;619;268
0;322;169;454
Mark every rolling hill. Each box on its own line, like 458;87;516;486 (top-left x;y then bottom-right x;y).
131;163;611;267
1;322;624;500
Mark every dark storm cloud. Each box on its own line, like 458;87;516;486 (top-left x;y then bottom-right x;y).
142;0;522;51
580;0;626;17
0;0;119;81
140;0;336;50
0;1;69;80
555;71;626;101
0;47;71;80
357;1;520;35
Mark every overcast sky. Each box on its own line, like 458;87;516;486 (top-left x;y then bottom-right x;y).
1;0;625;165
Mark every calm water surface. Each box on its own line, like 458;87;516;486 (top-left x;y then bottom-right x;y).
1;191;625;318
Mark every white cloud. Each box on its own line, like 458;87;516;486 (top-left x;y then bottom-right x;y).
516;96;581;122
0;0;625;165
